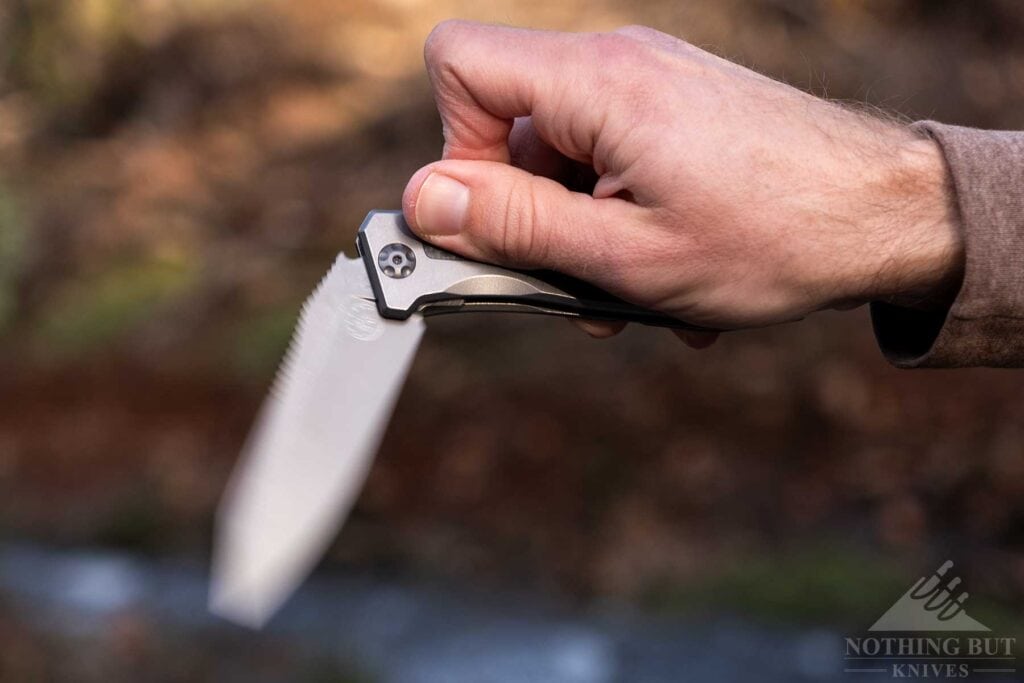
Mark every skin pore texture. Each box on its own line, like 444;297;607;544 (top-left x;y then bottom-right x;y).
401;21;965;347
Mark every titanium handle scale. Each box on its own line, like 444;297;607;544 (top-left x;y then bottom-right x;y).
356;210;715;332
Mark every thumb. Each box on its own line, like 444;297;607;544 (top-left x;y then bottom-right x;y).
402;160;637;277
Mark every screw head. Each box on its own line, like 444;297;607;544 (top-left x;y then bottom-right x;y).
377;243;416;279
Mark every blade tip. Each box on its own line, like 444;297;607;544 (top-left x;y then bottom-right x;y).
208;584;274;629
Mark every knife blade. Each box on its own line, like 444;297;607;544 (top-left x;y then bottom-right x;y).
211;211;714;628
210;251;424;627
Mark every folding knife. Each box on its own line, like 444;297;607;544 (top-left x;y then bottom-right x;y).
210;210;712;627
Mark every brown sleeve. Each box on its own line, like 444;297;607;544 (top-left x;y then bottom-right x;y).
870;121;1024;367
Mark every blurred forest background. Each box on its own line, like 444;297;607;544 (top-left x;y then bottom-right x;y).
1;0;1024;680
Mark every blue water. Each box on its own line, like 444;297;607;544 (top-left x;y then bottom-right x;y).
0;544;989;683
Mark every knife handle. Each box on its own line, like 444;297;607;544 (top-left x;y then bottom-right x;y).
356;210;717;332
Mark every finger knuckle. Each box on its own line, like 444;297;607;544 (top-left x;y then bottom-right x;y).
611;24;655;40
586;32;658;111
501;179;548;265
588;31;642;64
613;24;695;50
424;19;470;67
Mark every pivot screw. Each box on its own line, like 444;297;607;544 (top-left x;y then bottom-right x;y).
378;243;416;279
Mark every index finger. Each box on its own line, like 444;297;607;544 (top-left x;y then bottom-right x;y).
423;20;601;164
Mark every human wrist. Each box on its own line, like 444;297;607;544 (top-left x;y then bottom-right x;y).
884;134;964;308
846;129;964;311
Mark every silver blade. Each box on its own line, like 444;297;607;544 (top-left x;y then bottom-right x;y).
210;254;424;627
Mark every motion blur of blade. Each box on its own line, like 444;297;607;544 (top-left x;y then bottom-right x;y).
210;254;425;628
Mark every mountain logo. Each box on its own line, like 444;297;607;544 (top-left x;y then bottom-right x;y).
869;561;989;632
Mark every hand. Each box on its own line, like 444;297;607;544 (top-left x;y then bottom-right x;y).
402;21;964;346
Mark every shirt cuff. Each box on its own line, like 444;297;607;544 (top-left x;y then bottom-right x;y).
871;121;1024;368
